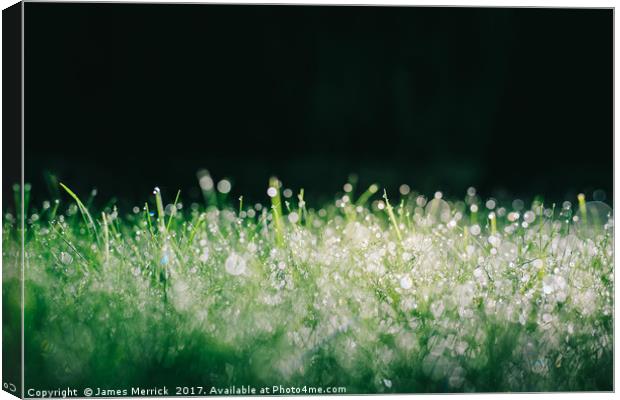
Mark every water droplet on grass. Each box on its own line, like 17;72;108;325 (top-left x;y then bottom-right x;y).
160;253;170;265
426;198;451;224
499;242;518;261
542;276;554;294
60;251;73;265
524;211;536;223
225;253;247;276
512;199;524;211
217;179;231;194
469;225;481;236
400;275;412;290
197;169;214;191
288;212;299;224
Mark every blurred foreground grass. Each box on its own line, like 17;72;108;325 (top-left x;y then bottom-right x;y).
3;178;613;393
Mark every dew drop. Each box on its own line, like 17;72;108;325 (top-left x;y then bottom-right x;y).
400;275;412;290
469;225;481;236
288;212;299;224
60;251;73;265
217;179;231;194
225;253;247;276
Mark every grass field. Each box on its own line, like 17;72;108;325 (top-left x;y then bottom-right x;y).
3;175;614;393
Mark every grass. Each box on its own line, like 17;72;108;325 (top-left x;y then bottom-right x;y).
2;178;614;393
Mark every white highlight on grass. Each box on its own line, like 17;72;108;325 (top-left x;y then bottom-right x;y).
267;187;278;198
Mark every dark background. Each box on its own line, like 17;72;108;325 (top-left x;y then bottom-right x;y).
22;4;613;207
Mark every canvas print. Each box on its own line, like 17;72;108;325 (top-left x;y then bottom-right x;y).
2;2;614;397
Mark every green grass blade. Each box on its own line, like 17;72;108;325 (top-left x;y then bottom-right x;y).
154;187;166;233
59;182;100;243
102;212;110;265
269;177;284;247
166;189;181;231
356;183;379;206
383;189;402;242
